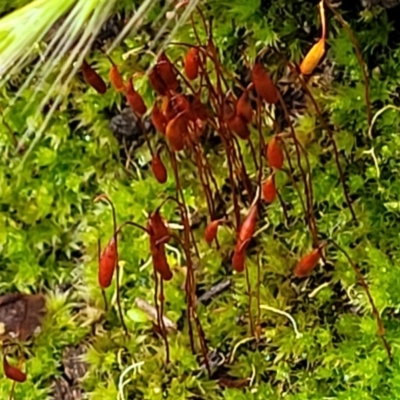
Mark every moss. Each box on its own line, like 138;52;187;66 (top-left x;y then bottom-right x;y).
0;0;400;399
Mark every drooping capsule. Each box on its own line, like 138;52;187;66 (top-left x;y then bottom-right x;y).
238;203;258;243
266;136;284;170
165;112;187;151
300;38;325;75
161;97;177;122
172;94;190;115
150;236;173;281
232;243;246;273
294;246;322;277
109;64;125;92
3;356;26;383
262;174;277;204
251;63;278;104
152;103;167;134
149;67;168;96
227;115;250;140
300;0;326;75
98;237;117;289
151;152;167;184
184;47;200;80
148;209;170;245
204;220;221;244
126;78;147;116
157;53;179;91
81;60;107;94
236;90;253;123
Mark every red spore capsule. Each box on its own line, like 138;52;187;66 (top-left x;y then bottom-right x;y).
204;220;221;244
98;237;117;289
81;60;107;94
151;153;167;184
262;175;277;204
184;47;200;80
3;356;26;383
294;247;323;277
266;136;284;170
251;63;278;104
126;78;147;116
109;64;125;92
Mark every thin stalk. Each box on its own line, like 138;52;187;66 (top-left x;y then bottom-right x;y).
94;194;129;336
296;72;357;222
9;381;16;400
169;155;211;375
277;92;319;246
159;278;170;364
256;250;262;342
324;0;371;126
98;238;108;312
168;153;196;354
244;258;255;338
329;239;391;361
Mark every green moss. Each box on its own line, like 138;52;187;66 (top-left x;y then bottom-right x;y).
1;0;400;399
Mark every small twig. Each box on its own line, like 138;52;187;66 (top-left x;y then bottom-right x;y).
364;105;400;179
259;304;302;339
308;282;330;298
94;194;129;336
118;361;145;400
244;262;255;338
229;336;255;364
367;105;400;141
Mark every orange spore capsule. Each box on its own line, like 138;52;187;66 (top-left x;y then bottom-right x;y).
148;210;170;245
227;115;250;140
151;153;167;184
150;237;173;281
232;243;246;273
251;63;278;104
294;247;322;277
126;78;147;116
300;38;325;75
204;220;221;244
236;90;253;123
263;174;277;204
238;203;258;243
184;47;200;80
172;94;190;114
109;64;125;92
162;97;177;122
3;356;26;383
157;53;179;91
81;60;107;94
266;136;284;170
152;103;167;134
300;1;326;75
149;67;168;96
165;112;187;151
99;237;117;289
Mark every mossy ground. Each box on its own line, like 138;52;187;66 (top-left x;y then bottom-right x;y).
1;1;400;399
